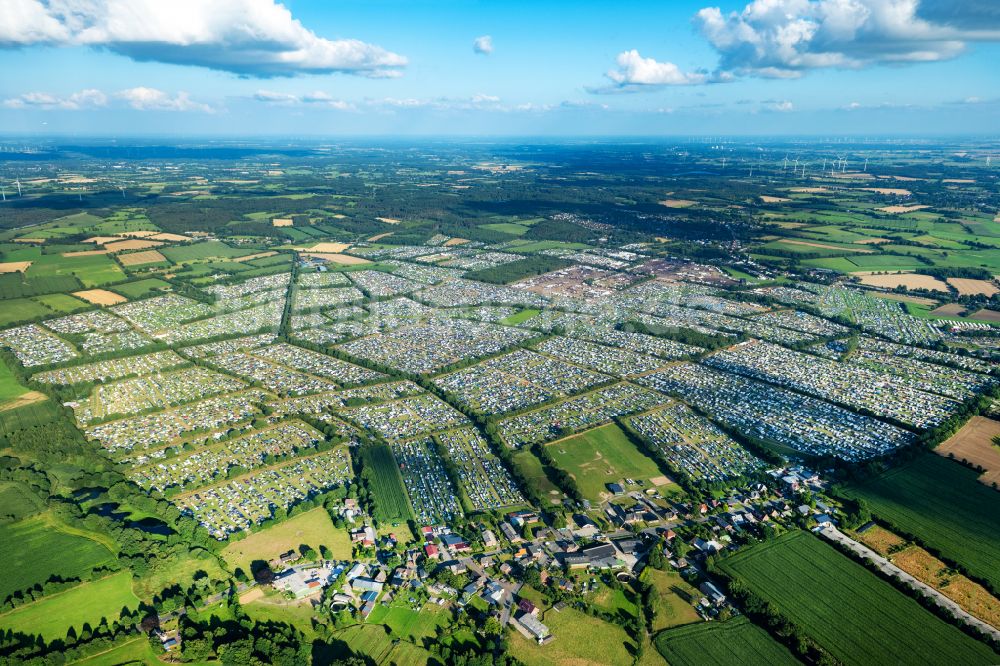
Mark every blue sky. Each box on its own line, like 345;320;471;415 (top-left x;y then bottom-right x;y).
1;0;997;135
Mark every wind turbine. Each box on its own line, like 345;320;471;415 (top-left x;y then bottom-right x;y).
1;185;5;202
822;158;827;173
721;157;727;170
119;184;126;199
863;157;869;172
782;155;788;171
14;178;21;197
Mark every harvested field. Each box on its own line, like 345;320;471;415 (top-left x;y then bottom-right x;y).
233;251;278;262
890;546;1000;630
444;237;470;246
935;416;1000;487
0;261;31;273
118;249;167;266
780;239;873;253
947;278;998;297
103;239;163;253
367;232;393;241
854;524;906;555
855;238;890;244
72;289;127;305
970;309;1000;322
943;179;975;184
760;195;791;203
790;187;830;193
863;187;912;196
61;249;108;257
856;273;949;292
929;303;966;316
13;238;44;244
659;199;696;208
305;242;351;253
83;236;119;244
272;218;293;227
149;232;189;242
878;204;929;214
376;217;401;224
0;391;46;413
870;292;938;305
301;252;370;265
119;230;158;238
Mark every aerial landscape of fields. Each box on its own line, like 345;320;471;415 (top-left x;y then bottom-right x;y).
1;1;999;665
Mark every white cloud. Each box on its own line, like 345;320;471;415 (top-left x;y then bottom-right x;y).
0;0;407;78
693;0;1000;79
2;88;106;109
596;50;706;92
473;35;493;55
253;89;355;110
471;93;500;104
768;100;794;112
116;87;213;112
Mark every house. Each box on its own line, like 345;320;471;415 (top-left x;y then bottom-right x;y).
442;533;469;552
607;482;624;495
518;599;538;616
613;538;642;555
482;529;497;548
424;544;440;559
815;514;832;526
699;581;726;606
500;521;522;543
509;510;538;527
518;613;550;642
483;581;505;604
351;577;383;594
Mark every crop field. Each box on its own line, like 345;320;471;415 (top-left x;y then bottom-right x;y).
510;449;563;505
0;357;29;406
718;531;997;665
0;297;53;325
0;482;45;523
839;453;1000;592
366;602;450;643
25;253;125;287
546;423;666;501
360;444;412;524
0;571;140;641
0;400;63;437
654;616;799;666
33;292;88;312
221;507;351;575
161;241;252;262
0;513;116;601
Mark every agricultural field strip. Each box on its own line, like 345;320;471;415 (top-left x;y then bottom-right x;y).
720;532;995;665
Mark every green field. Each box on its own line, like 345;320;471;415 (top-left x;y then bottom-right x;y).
640;568;701;631
221;507;351;575
480;222;530;235
510;449;563;505
0;572;139;641
110;278;171;299
331;624;434;666
508;599;638;666
547;423;665;502
33;292;87;312
25;253;125;287
0;356;29;405
360;444;412;524
366;601;450;643
718;531;997;665
500;308;540;325
161;241;252;263
0;297;52;326
0;513;115;601
0;482;45;523
654;616;800;666
839;454;1000;592
0;399;64;437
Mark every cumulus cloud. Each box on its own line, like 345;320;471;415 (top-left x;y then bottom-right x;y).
473;35;493;55
595;50;707;92
693;0;1000;79
2;88;107;109
116;87;214;112
0;0;407;78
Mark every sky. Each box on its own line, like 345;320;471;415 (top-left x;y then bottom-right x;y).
0;0;998;136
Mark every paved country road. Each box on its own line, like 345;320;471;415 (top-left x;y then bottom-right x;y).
819;526;1000;642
